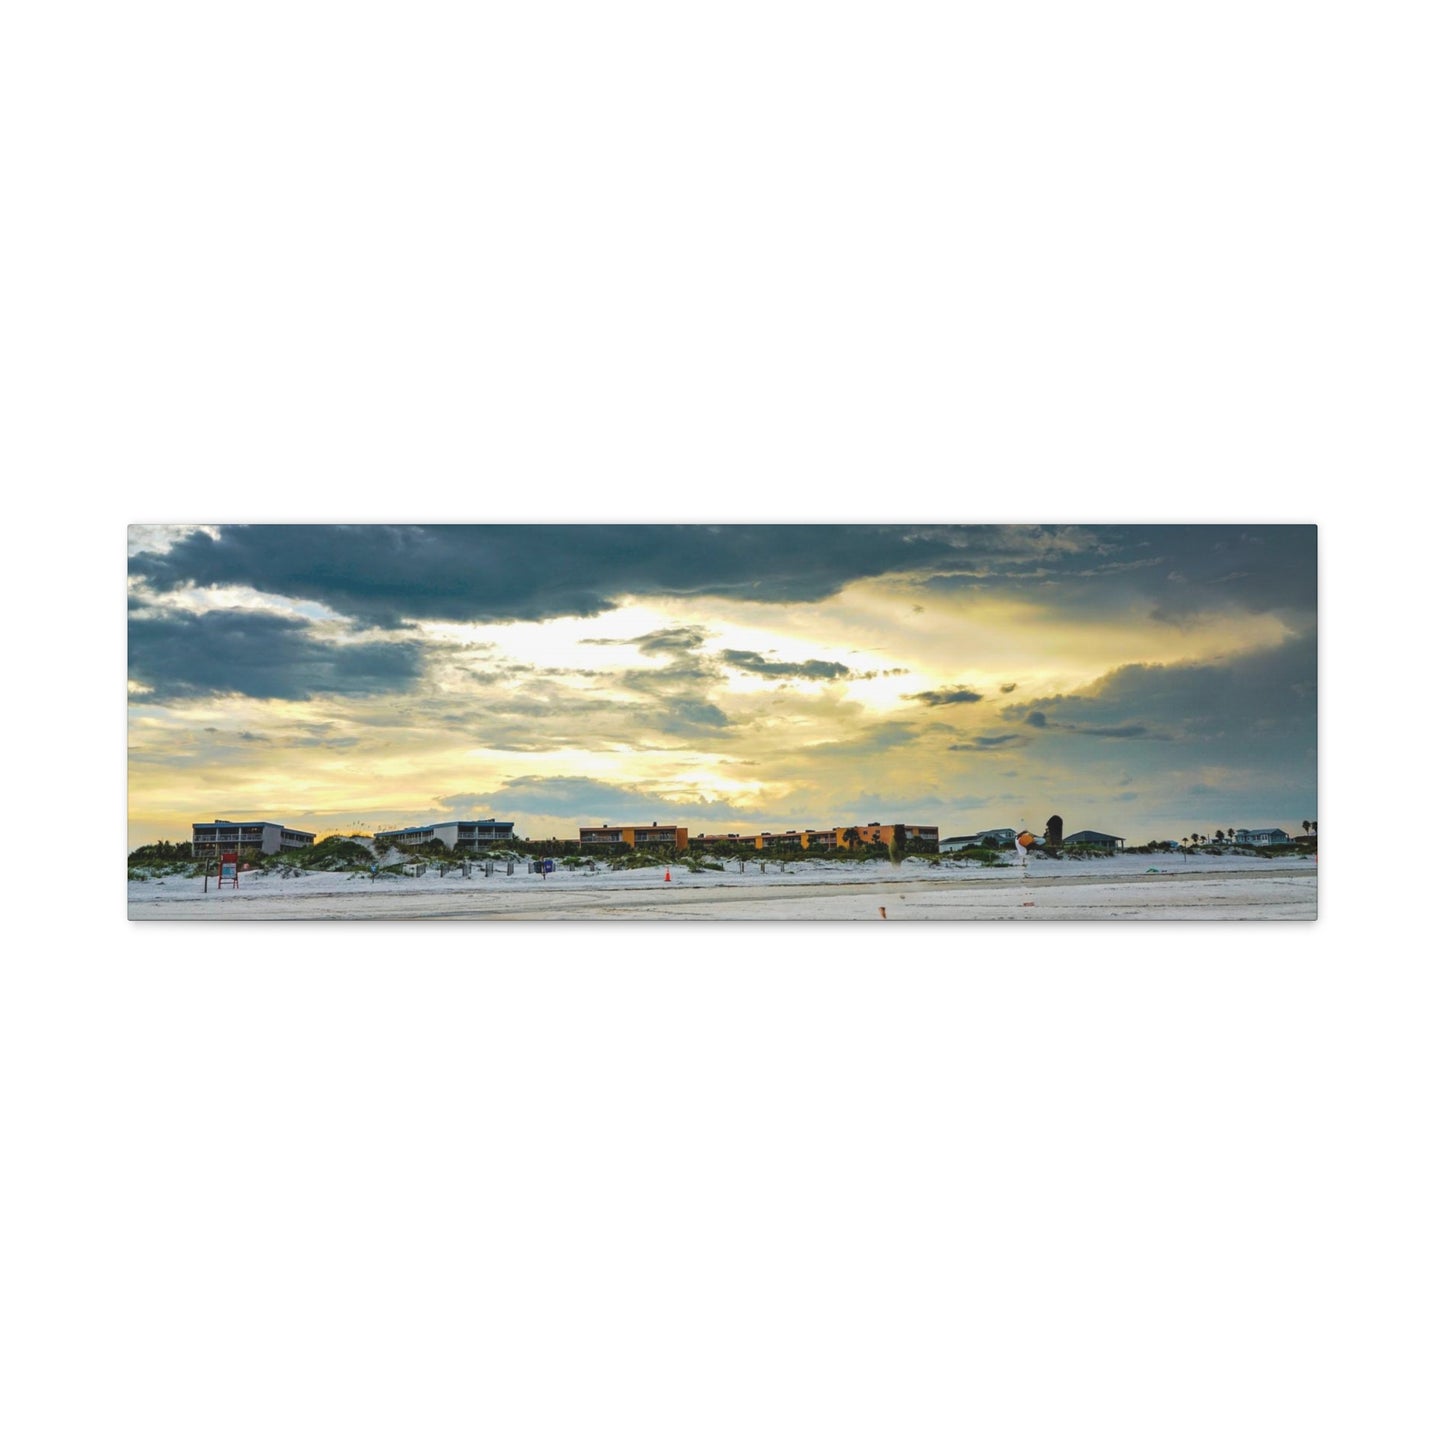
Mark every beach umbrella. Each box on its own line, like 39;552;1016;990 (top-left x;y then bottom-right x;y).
1016;831;1034;863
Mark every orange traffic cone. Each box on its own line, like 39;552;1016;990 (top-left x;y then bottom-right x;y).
664;868;671;882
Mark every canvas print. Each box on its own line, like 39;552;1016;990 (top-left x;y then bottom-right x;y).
127;524;1318;921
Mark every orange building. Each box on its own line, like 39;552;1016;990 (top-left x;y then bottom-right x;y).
835;823;940;850
578;823;689;851
692;824;939;852
694;830;829;850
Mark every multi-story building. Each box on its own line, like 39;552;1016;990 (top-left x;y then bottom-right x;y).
192;819;316;856
692;824;940;852
1234;827;1291;847
693;830;820;850
578;823;689;851
374;818;516;850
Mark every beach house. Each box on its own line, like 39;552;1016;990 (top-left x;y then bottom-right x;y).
1062;830;1126;854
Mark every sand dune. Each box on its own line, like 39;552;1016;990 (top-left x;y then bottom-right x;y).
128;853;1317;921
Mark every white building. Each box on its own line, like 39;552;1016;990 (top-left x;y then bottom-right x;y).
192;819;316;856
374;818;516;850
1234;827;1291;847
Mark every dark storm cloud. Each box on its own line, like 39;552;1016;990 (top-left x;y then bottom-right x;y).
127;523;1315;630
127;524;988;626
128;608;424;701
917;524;1316;623
718;649;854;680
907;687;984;706
1003;630;1317;768
999;683;1018;693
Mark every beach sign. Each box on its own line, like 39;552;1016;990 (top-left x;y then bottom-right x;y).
219;851;239;888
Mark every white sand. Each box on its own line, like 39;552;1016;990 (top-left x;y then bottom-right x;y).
128;853;1317;921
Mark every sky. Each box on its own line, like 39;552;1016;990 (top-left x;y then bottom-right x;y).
127;524;1317;850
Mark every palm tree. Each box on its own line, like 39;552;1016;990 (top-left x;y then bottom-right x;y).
1214;829;1224;843
842;827;862;851
1190;832;1200;846
1227;828;1235;844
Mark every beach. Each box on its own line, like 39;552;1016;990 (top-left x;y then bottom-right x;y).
128;852;1317;921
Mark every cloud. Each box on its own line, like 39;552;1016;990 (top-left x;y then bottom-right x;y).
584;626;710;655
906;687;984;707
437;775;755;827
718;649;854;680
947;733;1024;752
1018;711;1163;741
609;652;734;735
999;683;1018;694
128;608;424;701
127;524;992;627
797;720;921;760
917;524;1316;625
1004;631;1317;770
127;525;1317;640
663;699;731;729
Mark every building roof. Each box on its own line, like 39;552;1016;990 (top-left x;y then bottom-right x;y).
194;820;314;831
1063;830;1125;843
583;822;682;828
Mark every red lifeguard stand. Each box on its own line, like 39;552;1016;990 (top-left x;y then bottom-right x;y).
217;851;240;889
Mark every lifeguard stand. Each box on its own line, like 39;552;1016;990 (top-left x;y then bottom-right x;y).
217;851;240;889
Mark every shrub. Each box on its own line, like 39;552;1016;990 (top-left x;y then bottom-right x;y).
128;840;194;865
274;836;377;872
